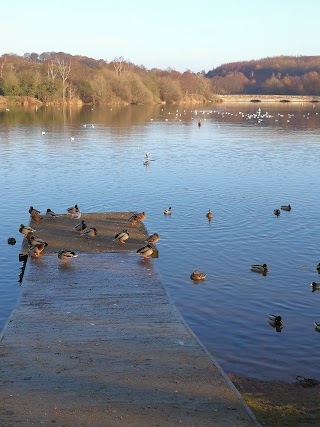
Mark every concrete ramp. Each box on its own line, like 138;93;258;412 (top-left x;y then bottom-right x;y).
0;213;258;426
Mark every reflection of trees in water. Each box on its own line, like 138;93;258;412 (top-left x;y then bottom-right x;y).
1;104;320;132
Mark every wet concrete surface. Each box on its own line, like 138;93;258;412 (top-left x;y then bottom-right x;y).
0;214;258;426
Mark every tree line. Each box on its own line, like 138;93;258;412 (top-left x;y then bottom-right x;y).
0;52;213;105
205;56;320;95
1;53;320;105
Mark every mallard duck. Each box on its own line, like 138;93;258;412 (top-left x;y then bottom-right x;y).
82;227;97;239
190;270;206;281
281;204;291;211
145;233;160;243
251;264;268;274
310;281;320;292
137;243;154;259
67;204;80;215
114;229;130;244
314;322;320;332
27;235;48;248
73;220;87;234
274;209;281;216
31;212;43;224
128;212;146;225
164;207;172;215
19;224;36;237
317;263;320;274
46;208;59;218
58;249;78;262
268;314;283;326
29;242;46;258
268;314;283;332
206;209;213;220
29;206;41;216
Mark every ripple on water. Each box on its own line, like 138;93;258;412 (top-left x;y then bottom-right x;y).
1;105;320;380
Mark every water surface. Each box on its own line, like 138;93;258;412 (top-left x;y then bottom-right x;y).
1;102;320;381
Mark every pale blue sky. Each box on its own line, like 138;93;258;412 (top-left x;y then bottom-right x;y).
1;0;319;72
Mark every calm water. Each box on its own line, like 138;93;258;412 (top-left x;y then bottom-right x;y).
1;102;320;381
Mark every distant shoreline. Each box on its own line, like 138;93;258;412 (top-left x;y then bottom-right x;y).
218;94;320;103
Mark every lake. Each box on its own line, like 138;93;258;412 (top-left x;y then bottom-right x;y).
1;102;320;381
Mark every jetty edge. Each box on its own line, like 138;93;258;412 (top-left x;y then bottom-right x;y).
0;212;259;426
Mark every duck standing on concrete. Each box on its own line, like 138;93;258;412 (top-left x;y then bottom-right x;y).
19;224;36;237
114;229;130;244
27;235;48;248
128;212;147;225
145;233;160;244
29;206;41;216
31;211;43;224
46;208;59;218
29;242;47;258
67;204;80;215
73;220;87;234
58;249;78;263
82;227;97;239
137;243;154;259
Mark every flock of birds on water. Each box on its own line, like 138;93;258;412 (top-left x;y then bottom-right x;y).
12;199;320;335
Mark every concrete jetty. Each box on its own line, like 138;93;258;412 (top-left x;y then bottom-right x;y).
0;213;258;426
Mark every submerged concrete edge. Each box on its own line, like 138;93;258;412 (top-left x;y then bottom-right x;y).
155;264;261;427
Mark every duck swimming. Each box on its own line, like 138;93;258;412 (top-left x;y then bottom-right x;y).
164;207;172;215
314;322;320;332
268;314;283;332
19;224;36;237
114;229;130;244
251;264;268;274
58;250;78;263
317;263;320;274
310;281;320;292
281;204;291;211
137;243;154;259
190;270;206;281
274;209;281;216
206;209;213;220
145;233;160;244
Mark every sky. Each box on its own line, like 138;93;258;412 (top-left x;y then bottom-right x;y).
1;0;319;73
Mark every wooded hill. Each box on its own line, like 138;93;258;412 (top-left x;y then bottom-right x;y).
205;56;320;95
0;52;213;105
1;53;320;105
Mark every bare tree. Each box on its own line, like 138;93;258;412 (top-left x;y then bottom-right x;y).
57;59;71;103
112;56;127;76
48;60;58;81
